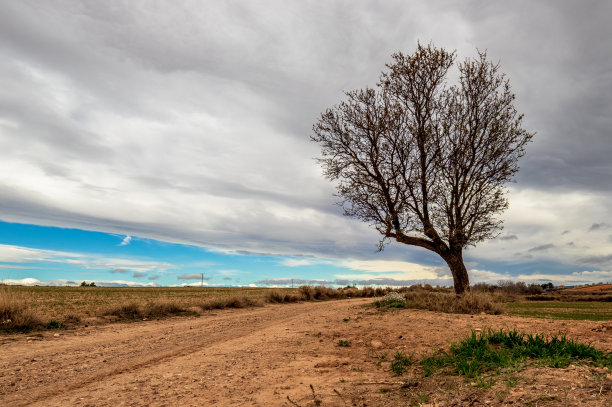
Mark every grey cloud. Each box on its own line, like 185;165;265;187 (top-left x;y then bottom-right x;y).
222;277;232;281
561;230;571;235
256;278;452;287
110;268;129;274
589;223;610;231
148;275;160;281
576;254;612;268
1;0;611;274
133;272;146;278
177;273;211;280
499;234;518;241
527;244;555;253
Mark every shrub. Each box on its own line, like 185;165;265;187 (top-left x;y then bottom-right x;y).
102;302;143;320
266;290;300;303
298;285;315;300
200;295;261;311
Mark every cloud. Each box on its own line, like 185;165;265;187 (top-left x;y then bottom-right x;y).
516;270;612;284
527;244;555;253
499;234;518;241
279;258;332;267
177;273;210;280
0;277;160;287
0;264;30;269
133;272;146;278
339;260;443;280
222;276;232;281
256;277;452;287
0;243;176;273
110;268;129;274
119;235;132;246
0;1;611;284
588;223;610;231
148;275;159;280
576;254;612;268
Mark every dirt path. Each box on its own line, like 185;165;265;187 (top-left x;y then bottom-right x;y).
1;299;610;406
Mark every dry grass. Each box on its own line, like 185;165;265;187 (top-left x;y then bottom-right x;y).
101;300;197;320
2;284;503;333
200;295;262;310
0;288;42;332
398;290;503;315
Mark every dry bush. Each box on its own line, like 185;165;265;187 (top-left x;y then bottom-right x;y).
401;290;503;315
266;290;300;303
298;285;315;300
102;302;143;320
101;300;194;320
453;291;503;315
200;295;261;311
0;288;42;332
145;300;192;318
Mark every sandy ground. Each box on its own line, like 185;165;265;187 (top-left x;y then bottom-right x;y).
1;298;610;406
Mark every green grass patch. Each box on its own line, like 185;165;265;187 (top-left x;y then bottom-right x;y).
507;301;612;321
390;351;414;375
421;329;611;379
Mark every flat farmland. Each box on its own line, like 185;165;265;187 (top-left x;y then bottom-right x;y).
506;301;612;321
3;285;297;321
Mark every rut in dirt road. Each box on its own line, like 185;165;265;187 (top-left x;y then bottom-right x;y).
0;300;350;407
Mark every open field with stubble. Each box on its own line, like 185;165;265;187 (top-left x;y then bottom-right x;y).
1;286;611;406
2;285;297;322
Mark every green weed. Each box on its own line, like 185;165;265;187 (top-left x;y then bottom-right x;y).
421;329;612;378
390;351;414;376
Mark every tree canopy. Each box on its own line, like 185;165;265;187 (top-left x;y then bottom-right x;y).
312;44;533;294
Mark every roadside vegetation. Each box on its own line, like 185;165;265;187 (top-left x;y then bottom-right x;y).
420;329;611;378
1;282;610;333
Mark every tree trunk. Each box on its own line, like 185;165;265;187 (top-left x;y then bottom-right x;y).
442;250;470;295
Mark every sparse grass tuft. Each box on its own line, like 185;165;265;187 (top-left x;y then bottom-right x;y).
337;339;351;347
421;329;612;379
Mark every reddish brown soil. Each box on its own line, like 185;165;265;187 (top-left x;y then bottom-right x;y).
1;299;610;406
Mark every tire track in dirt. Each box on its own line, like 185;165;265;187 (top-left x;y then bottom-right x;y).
1;300;366;406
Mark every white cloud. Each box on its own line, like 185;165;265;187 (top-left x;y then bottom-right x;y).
517;270;612;284
0;243;176;273
279;258;332;267
119;235;132;246
0;277;161;287
339;260;443;279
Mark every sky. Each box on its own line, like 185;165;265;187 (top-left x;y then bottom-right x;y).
1;0;611;287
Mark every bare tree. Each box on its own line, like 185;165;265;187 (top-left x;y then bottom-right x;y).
312;44;533;294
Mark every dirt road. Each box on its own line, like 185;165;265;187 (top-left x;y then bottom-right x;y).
1;299;610;406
